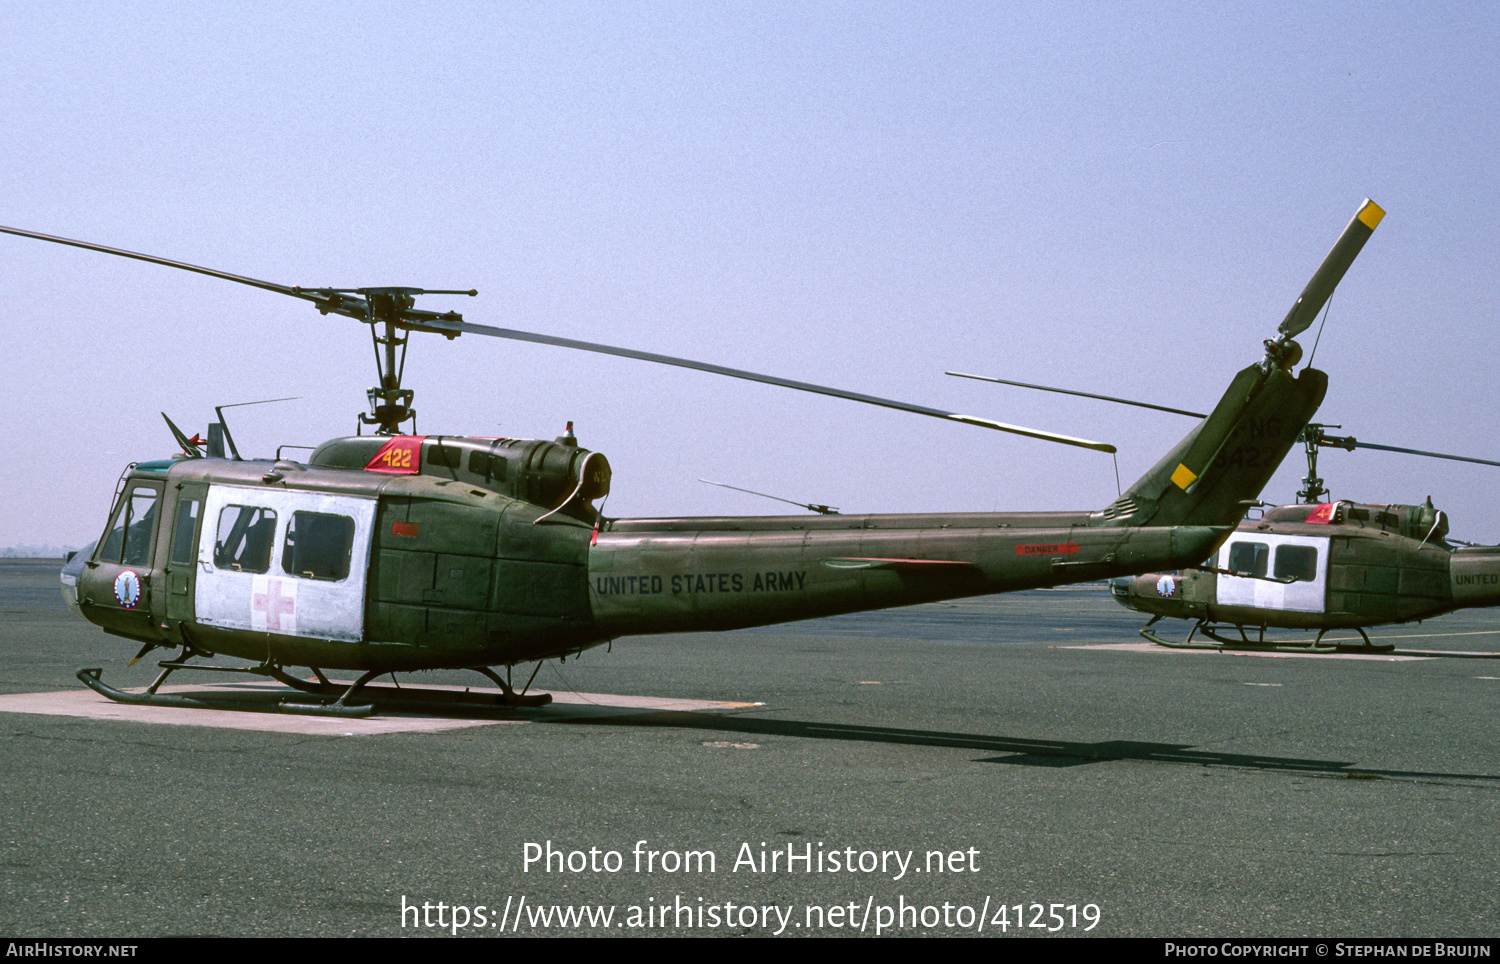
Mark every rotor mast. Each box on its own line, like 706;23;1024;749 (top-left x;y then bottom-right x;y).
1298;424;1333;503
361;288;419;435
293;285;479;435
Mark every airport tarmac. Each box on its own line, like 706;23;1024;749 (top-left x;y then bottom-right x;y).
1;557;1496;937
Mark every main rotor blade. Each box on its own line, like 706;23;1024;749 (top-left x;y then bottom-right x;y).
946;371;1207;419
0;223;317;303
411;318;1116;453
1318;435;1500;468
2;223;1113;452
0;225;473;330
699;479;839;515
1277;198;1385;340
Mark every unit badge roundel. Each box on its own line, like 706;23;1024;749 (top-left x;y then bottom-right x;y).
1156;575;1177;598
113;570;142;609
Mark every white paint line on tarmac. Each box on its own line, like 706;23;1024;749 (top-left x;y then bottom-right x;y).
1065;642;1431;661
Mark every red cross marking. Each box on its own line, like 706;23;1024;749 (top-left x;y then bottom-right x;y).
253;579;296;632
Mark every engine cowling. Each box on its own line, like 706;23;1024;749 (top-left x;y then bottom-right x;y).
310;434;611;520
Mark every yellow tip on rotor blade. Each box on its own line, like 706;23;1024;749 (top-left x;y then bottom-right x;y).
1358;199;1385;230
1171;463;1198;490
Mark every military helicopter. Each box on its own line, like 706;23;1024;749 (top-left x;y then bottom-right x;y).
952;280;1500;653
1103;422;1500;652
1;197;1378;715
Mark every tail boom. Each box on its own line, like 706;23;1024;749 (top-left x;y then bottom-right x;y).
589;517;1224;635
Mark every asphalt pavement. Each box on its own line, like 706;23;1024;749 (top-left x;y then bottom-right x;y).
2;558;1496;938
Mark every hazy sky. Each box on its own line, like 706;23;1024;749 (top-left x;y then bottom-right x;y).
3;2;1498;549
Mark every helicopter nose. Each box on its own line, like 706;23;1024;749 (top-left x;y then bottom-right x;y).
60;540;95;617
1108;576;1133;599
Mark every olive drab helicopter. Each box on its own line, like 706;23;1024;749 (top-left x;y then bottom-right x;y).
1;197;1378;716
950;231;1500;653
1104;422;1500;652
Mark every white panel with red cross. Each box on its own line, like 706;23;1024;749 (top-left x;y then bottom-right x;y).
195;484;377;642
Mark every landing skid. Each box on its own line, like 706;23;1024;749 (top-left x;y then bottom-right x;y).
262;664;554;710
77;665;376;718
77;650;553;718
1139;616;1395;654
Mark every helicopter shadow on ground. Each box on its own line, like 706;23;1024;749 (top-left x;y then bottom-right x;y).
20;666;1498;787
31;679;1499;788
524;704;1500;785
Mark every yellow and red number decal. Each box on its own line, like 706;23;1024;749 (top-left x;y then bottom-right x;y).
1305;503;1337;524
364;435;425;474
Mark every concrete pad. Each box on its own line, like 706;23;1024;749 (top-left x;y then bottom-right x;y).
0;679;761;735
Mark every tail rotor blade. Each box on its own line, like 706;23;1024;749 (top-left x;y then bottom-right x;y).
1277;198;1385;341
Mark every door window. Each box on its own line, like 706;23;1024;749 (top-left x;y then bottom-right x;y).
213;505;277;573
281;511;356;581
1274;545;1318;583
171;497;202;566
1227;541;1268;578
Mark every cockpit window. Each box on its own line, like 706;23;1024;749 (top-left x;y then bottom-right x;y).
97;485;161;567
214;505;277;573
